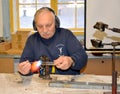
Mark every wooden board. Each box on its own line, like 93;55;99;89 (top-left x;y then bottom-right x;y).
0;58;14;73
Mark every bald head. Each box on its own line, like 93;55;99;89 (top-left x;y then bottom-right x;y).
34;7;55;24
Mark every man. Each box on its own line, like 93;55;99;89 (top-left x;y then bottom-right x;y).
18;7;88;75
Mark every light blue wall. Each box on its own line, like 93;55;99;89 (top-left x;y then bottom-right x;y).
2;0;11;40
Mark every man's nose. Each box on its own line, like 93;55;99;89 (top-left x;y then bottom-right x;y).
43;26;48;33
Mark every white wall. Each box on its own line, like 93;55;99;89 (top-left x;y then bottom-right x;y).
0;0;3;37
85;0;120;51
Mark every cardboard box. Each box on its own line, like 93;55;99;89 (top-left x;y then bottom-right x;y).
6;49;22;55
11;31;31;51
0;41;11;51
11;41;25;50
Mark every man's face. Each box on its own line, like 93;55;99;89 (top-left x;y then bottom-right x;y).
35;11;56;39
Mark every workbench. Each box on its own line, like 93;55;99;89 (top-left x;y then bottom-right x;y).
0;73;120;94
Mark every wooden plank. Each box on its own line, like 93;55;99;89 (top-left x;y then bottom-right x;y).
0;58;14;73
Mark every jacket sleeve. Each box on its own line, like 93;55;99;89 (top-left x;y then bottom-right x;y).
19;35;35;76
66;31;88;70
19;35;35;63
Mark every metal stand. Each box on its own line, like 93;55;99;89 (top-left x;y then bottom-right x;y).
92;22;120;94
104;42;120;94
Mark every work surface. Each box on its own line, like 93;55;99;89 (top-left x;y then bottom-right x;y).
0;73;120;94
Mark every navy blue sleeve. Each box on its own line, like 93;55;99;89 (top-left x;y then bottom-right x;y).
66;30;88;70
19;35;35;63
19;35;36;76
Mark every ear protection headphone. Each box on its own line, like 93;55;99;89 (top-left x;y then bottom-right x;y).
33;7;60;31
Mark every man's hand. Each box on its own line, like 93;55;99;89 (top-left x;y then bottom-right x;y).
18;60;31;75
54;56;74;70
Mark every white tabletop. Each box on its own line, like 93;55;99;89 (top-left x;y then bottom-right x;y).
0;73;120;94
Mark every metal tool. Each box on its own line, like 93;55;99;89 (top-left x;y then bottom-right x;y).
31;56;55;80
49;80;120;90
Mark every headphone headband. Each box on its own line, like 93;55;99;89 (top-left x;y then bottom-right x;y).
33;7;60;31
